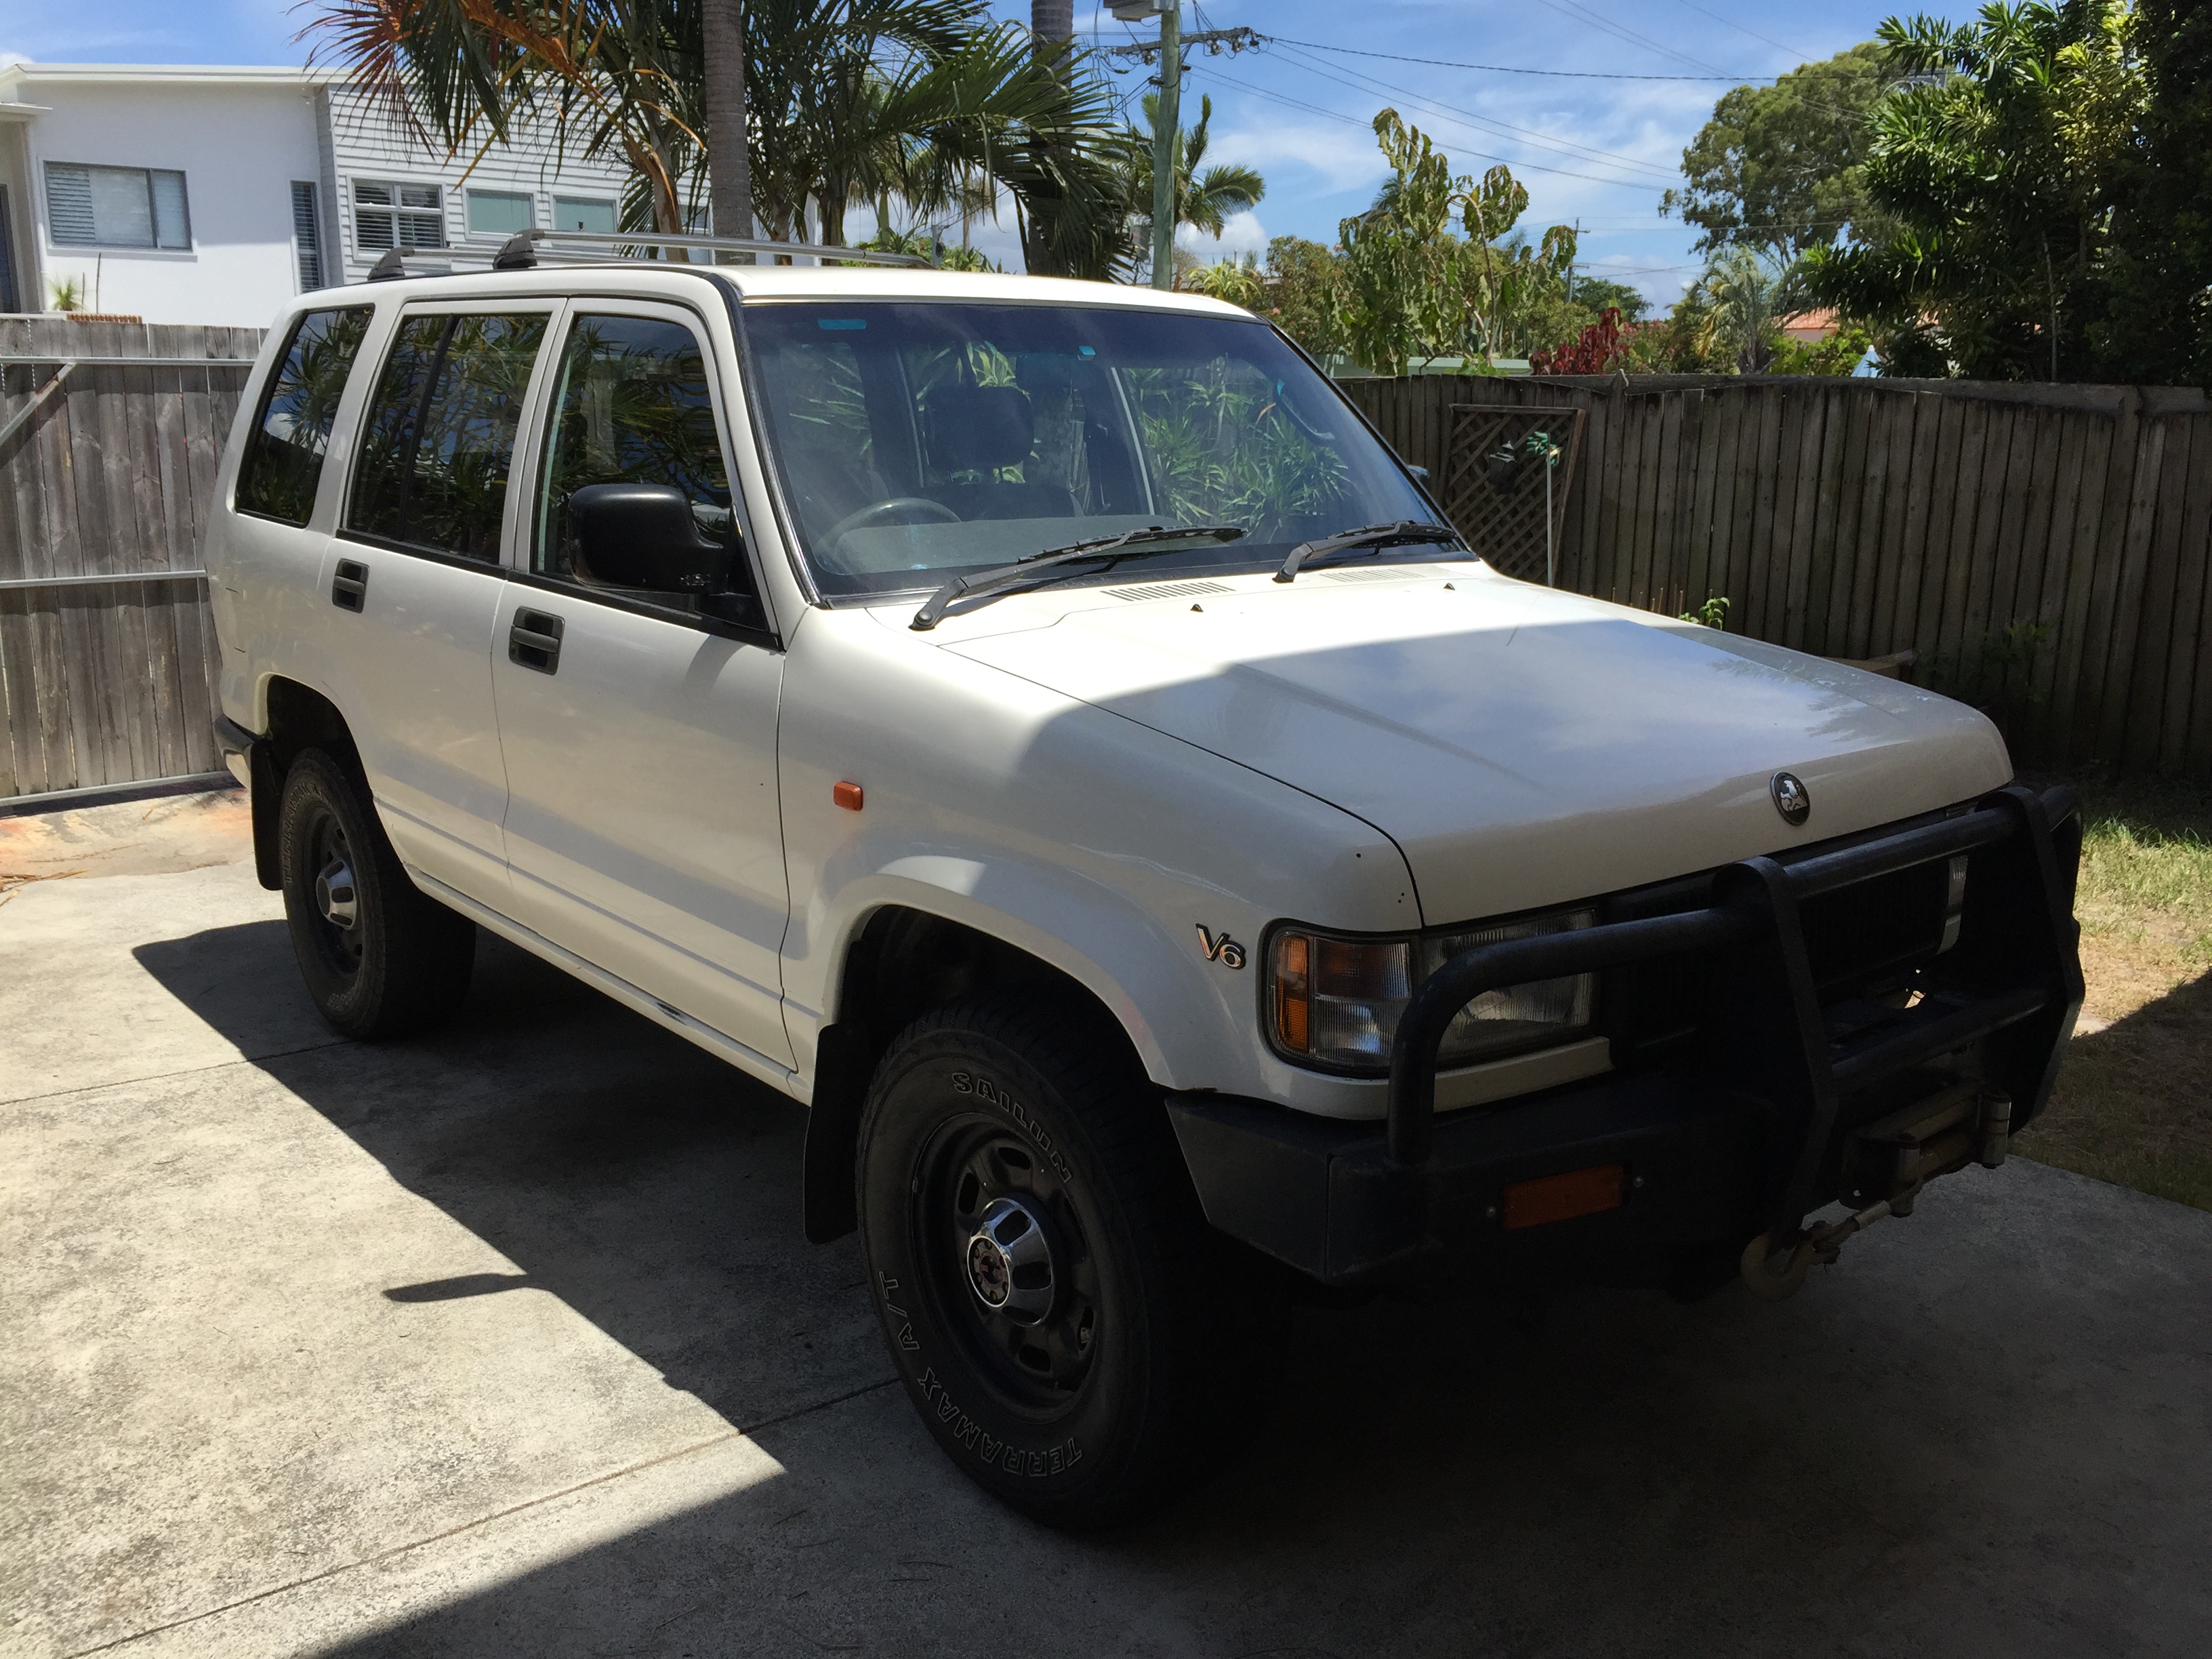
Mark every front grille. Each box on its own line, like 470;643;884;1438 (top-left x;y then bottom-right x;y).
1797;857;1950;998
1596;806;1965;1070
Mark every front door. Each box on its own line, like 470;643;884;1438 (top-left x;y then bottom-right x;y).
491;301;792;1068
321;302;556;907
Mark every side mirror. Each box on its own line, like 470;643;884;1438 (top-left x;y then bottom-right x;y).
569;482;737;596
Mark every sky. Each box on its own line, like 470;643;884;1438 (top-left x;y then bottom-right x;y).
0;0;1986;310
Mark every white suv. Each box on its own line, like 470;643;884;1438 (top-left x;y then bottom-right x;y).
205;252;2084;1527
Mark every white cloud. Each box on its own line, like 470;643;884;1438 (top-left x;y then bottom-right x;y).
1179;209;1267;261
1206;118;1383;199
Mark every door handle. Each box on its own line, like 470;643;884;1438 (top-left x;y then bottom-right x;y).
331;559;368;612
509;608;565;674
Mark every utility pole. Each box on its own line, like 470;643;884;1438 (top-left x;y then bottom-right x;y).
1108;9;1260;290
1152;5;1179;291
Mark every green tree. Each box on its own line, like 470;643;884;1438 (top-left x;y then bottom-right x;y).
2091;0;2212;385
1691;244;1808;373
1181;253;1263;308
1120;93;1265;279
1331;109;1575;375
1662;42;1893;255
1803;1;2146;381
1261;235;1340;357
1569;276;1649;324
308;0;1130;276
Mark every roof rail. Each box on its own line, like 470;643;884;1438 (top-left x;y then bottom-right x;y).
499;227;933;269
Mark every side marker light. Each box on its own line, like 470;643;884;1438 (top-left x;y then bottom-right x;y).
834;781;863;811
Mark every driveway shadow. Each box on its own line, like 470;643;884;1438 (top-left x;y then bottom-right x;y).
129;925;2212;1658
134;923;886;1427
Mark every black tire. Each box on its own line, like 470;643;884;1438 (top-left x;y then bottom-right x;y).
856;993;1279;1528
278;745;475;1040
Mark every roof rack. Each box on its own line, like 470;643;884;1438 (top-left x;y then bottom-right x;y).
491;227;933;271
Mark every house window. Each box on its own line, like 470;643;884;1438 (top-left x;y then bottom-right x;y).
551;195;616;235
45;163;191;249
353;181;445;251
291;182;323;290
467;190;534;237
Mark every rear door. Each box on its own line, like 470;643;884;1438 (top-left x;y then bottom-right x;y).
489;299;792;1069
320;301;556;907
216;302;375;733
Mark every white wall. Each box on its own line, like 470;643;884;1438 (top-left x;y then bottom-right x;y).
324;87;633;285
18;77;321;329
4;70;641;327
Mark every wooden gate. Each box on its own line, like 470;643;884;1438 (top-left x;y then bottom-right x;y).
0;317;261;806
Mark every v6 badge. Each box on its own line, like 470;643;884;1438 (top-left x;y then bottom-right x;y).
1196;926;1248;970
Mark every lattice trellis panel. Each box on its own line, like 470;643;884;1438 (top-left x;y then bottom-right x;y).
1439;404;1587;584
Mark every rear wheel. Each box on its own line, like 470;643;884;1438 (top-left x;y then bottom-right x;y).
278;747;474;1039
857;993;1280;1528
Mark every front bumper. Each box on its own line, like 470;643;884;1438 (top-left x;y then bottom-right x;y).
1166;784;2083;1286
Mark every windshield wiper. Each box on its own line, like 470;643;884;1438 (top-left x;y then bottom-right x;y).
1273;520;1460;583
910;524;1245;631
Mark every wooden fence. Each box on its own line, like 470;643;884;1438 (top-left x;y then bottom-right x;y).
0;317;261;805
8;337;2210;800
1343;373;2212;778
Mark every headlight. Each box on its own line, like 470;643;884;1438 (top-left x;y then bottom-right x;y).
1267;907;1599;1076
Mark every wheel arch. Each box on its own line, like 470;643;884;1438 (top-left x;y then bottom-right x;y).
802;900;1160;1244
245;676;356;889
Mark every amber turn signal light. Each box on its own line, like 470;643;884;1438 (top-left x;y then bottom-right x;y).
1498;1163;1626;1231
834;781;863;811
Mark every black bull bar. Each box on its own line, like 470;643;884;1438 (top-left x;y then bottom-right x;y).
1168;783;2085;1285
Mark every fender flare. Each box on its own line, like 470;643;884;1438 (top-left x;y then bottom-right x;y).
796;857;1252;1243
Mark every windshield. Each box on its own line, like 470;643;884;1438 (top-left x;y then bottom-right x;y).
739;300;1443;598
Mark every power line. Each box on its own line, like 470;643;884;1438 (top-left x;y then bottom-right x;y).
1191;63;1664;192
1665;0;1813;62
1266;40;1682;184
1260;34;1773;83
1533;0;1738;79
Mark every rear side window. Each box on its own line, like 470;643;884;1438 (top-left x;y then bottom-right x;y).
234;306;371;526
347;311;548;560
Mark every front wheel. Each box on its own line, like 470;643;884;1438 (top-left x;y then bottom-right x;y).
278;746;474;1039
856;994;1279;1528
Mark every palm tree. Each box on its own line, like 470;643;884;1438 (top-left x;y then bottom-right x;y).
1694;244;1807;373
308;0;1130;276
308;0;710;239
1122;93;1264;274
703;0;753;253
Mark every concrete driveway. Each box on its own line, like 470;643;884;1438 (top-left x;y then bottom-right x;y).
4;792;2209;1658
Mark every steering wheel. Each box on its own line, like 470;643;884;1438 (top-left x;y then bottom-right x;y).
825;496;962;567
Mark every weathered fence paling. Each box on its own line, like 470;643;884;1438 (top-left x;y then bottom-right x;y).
1345;373;2212;779
0;317;262;803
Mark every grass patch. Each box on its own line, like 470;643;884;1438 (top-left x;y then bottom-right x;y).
2013;769;2212;1212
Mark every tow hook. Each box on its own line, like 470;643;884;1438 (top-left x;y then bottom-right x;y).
1740;1084;2014;1301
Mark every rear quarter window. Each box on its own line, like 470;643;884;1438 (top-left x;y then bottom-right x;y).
234;306;373;526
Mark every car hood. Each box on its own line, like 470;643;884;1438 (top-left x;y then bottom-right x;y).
930;565;2011;925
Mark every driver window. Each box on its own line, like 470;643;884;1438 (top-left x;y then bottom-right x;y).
533;312;747;609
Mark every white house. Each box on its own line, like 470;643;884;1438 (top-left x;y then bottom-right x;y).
0;63;634;327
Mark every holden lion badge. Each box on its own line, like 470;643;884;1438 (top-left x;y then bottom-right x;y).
1770;771;1811;827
